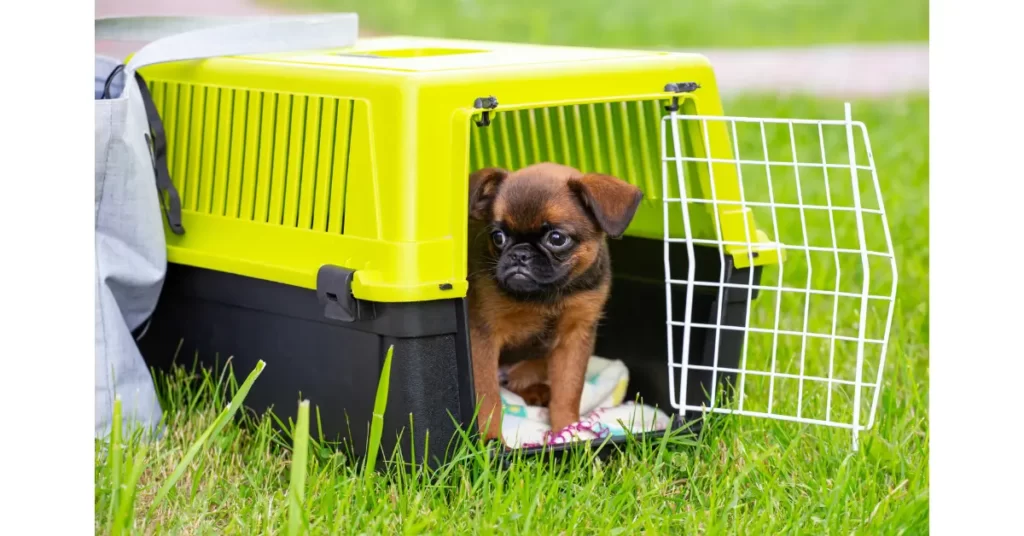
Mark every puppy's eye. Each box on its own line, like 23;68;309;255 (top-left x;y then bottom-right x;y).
490;230;507;248
545;230;572;250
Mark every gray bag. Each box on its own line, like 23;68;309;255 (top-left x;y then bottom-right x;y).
94;14;359;439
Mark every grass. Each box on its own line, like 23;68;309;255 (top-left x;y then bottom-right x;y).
94;94;928;535
283;0;929;49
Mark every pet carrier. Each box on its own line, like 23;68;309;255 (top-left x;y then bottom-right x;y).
134;35;896;465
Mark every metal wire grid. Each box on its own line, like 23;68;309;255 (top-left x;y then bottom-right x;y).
660;103;898;450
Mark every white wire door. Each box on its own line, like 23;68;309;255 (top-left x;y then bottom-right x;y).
660;103;898;450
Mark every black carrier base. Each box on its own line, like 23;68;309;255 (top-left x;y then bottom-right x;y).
138;237;761;467
138;264;478;467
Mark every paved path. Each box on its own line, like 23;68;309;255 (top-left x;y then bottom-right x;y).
96;0;928;98
696;43;927;98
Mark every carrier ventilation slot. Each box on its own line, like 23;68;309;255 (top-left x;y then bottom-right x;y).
148;82;357;234
469;100;670;199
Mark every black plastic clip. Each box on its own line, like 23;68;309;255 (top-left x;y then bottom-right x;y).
474;96;499;127
317;265;373;322
663;82;701;112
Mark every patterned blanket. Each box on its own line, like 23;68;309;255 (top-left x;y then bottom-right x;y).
499;356;673;448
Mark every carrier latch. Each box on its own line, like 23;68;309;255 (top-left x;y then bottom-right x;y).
474;96;499;127
317;265;372;322
663;82;701;112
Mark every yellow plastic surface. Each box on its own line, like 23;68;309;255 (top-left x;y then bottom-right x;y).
138;36;780;303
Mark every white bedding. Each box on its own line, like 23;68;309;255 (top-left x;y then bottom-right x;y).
499;356;673;448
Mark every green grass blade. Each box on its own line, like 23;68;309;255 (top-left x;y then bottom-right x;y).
147;359;266;518
287;399;311;536
112;442;149;536
106;395;123;533
365;344;394;475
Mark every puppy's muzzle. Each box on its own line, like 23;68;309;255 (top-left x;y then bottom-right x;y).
499;245;540;288
506;246;536;266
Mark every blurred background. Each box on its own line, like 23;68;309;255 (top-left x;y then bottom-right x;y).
95;0;928;98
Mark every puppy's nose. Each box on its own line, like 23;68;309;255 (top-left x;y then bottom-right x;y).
508;248;535;265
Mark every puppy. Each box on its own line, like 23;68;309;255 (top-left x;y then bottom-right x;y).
466;162;643;444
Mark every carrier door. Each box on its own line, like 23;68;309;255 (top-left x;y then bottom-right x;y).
661;102;898;451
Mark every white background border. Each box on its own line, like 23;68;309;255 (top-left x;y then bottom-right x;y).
1;0;95;530
930;1;1024;533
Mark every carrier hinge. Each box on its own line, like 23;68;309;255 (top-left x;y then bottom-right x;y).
474;96;499;127
663;82;701;112
317;265;374;322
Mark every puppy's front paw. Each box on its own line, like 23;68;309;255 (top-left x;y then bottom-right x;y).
504;359;548;391
513;383;551;407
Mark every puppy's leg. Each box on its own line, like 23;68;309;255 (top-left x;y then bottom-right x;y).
470;327;504;443
546;324;595;433
504;359;550;407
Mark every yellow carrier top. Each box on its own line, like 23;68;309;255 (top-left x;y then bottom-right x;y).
138;36;780;303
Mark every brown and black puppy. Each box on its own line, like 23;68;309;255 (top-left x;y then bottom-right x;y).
466;162;643;444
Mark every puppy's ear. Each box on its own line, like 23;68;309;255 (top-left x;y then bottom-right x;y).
468;167;508;221
569;173;644;238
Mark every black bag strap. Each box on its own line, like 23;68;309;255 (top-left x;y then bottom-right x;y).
104;65;185;235
134;71;185;235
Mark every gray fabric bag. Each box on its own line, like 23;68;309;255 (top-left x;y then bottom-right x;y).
94;14;359;439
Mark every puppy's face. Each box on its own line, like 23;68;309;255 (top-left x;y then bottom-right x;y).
468;163;643;301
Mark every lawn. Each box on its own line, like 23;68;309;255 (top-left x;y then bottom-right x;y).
280;0;929;48
95;94;929;535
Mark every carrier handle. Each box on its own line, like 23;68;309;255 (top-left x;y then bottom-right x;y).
96;13;359;85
